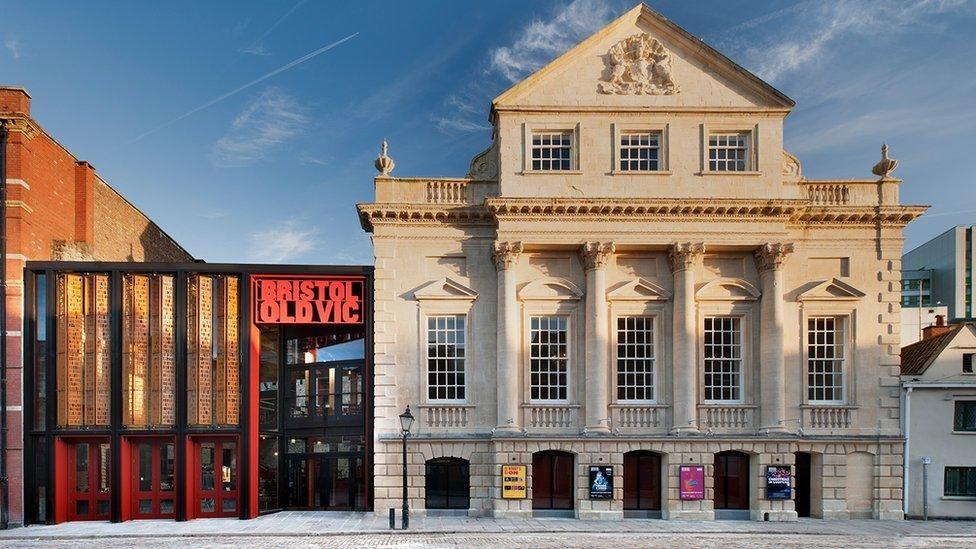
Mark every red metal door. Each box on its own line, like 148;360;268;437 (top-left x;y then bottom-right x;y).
195;437;239;517
131;438;176;519
66;439;111;521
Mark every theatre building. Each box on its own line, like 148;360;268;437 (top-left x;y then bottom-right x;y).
22;264;372;523
358;5;924;520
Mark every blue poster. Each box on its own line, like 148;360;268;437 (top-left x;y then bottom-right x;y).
766;465;792;500
589;466;613;499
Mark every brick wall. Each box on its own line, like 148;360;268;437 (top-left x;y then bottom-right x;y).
1;85;193;525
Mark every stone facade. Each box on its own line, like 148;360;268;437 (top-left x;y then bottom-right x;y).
359;5;923;521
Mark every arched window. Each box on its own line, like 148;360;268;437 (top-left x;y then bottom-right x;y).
425;457;469;510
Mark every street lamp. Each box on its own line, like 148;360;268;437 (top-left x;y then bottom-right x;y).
399;405;414;529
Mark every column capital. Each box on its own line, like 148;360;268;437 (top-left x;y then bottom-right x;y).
580;241;615;271
755;242;795;273
668;242;705;273
492;241;523;271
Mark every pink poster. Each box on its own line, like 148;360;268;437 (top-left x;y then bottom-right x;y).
679;465;705;500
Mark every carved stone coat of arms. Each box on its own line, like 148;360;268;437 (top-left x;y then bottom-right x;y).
598;33;679;95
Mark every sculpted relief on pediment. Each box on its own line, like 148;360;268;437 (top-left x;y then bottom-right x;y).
598;33;679;96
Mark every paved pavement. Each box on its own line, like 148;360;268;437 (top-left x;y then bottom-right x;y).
0;512;972;547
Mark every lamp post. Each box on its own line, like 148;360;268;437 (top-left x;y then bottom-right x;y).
399;405;414;529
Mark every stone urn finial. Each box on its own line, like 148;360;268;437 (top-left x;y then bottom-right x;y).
374;139;395;176
871;143;898;178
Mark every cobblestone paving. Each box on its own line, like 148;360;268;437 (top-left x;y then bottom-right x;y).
1;532;973;549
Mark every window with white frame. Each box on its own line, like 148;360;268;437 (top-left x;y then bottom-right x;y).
703;316;742;402
426;315;466;401
807;317;845;403
530;131;573;171
708;132;750;172
529;316;568;401
616;317;655;401
619;131;661;172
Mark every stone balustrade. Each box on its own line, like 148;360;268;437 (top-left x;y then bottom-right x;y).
799;180;898;207
802;405;856;430
523;404;579;430
697;405;757;431
419;405;470;429
373;177;498;205
610;404;666;431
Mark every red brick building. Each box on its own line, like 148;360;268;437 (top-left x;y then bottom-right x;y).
1;86;192;525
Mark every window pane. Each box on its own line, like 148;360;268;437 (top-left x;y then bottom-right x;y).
33;274;47;431
56;274;111;427
807;317;845;402
123;274;176;428
201;443;215;491
530;316;569;401
703;317;741;402
259;326;279;431
531;131;573;171
138;443;153;491
427;315;467;401
619;132;661;171
707;132;750;172
187;275;240;427
616;317;655;401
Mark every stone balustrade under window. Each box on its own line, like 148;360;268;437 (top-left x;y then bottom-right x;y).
522;404;580;431
697;404;757;432
801;405;857;431
419;404;471;429
610;404;668;432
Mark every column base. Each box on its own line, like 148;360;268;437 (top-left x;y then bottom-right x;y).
583;424;611;436
492;425;523;436
670;425;700;435
759;425;792;435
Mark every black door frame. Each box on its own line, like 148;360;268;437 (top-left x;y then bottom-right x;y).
424;457;470;512
795;452;812;518
532;450;575;516
714;451;751;519
623;450;662;518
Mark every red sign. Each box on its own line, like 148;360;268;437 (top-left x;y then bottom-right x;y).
679;465;705;500
252;275;364;324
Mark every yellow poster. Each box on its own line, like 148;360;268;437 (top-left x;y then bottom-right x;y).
502;465;527;499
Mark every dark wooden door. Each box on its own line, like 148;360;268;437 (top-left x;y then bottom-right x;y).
425;458;470;509
623;451;661;510
131;438;176;519
532;451;574;510
795;452;811;517
66;439;111;521
714;451;750;510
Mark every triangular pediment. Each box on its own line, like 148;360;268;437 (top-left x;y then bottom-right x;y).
607;278;671;301
518;277;583;301
414;277;478;301
696;278;760;301
797;278;866;302
493;4;793;111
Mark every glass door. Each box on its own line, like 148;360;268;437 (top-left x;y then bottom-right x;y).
66;438;111;521
195;437;238;517
131;438;176;519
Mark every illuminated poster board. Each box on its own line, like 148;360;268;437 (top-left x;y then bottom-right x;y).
252;275;364;324
679;465;705;500
589;465;613;499
766;465;792;500
502;465;527;499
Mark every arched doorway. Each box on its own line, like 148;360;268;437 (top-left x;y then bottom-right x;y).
714;451;750;519
425;457;470;511
532;450;574;516
623;451;662;518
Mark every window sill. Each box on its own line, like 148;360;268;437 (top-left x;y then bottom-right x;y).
951;430;976;435
697;171;763;177
941;496;976;501
521;402;580;408
699;403;755;407
610;402;668;407
801;404;857;408
418;403;475;408
519;170;583;175
610;170;672;176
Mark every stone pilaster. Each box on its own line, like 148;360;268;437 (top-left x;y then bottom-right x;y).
493;241;523;434
581;242;614;434
755;243;794;434
668;243;705;434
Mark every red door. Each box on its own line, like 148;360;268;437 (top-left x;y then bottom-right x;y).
715;451;750;510
131;438;176;519
532;451;574;510
67;439;111;521
194;437;239;517
623;451;661;511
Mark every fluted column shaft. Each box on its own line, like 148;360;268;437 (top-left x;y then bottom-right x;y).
582;242;614;434
669;243;704;434
756;243;794;434
494;242;523;434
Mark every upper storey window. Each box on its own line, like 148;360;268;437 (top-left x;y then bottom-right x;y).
708;132;751;172
530;131;573;171
619;131;661;172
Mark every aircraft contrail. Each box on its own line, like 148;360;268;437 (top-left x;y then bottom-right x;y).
132;32;358;143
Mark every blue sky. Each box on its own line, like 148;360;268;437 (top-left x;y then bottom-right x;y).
2;0;974;264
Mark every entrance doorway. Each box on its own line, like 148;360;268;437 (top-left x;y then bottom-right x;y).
623;451;662;518
714;451;750;519
795;452;811;518
286;454;365;510
532;450;574;516
65;438;111;521
191;437;239;518
425;457;470;512
130;438;176;519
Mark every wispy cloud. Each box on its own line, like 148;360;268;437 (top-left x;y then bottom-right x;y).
248;219;318;263
199;210;228;219
241;0;307;56
299;153;331;166
211;87;309;167
488;0;617;82
4;37;21;59
731;0;972;82
434;116;489;133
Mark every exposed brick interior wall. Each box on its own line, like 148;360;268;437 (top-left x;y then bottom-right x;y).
1;85;193;524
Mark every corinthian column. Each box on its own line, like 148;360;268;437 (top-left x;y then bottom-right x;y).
669;243;704;434
756;242;794;434
493;241;523;434
582;242;615;435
